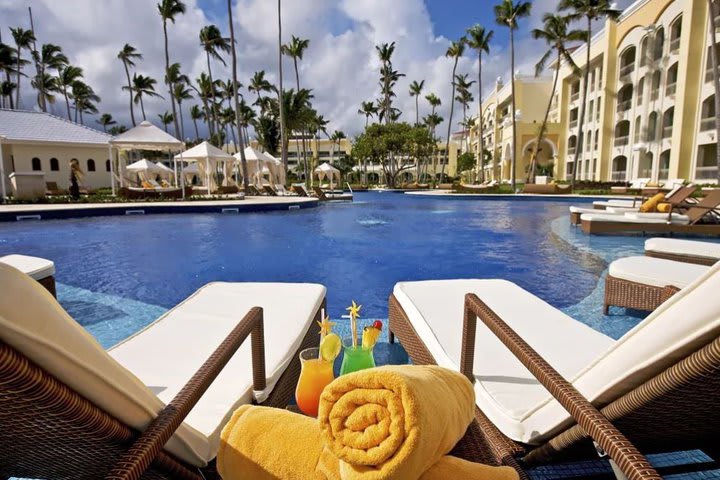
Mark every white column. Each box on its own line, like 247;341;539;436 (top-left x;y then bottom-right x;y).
0;136;6;203
206;157;211;195
108;144;116;196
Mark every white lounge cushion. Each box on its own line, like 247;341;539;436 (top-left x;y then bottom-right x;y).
569;206;617;215
110;281;325;462
592;199;639;208
393;280;614;442
581;213;689;224
394;262;720;444
609;256;710;288
0;263;325;467
0;254;55;280
645;238;720;262
604;206;639;213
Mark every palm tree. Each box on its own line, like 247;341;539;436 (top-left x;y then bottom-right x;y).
71;81;100;125
0;42;19;109
442;39;466;183
271;88;314;181
426;93;441;116
56;65;83;120
454;73;475;151
10;27;35;109
96;113;117;133
191;72;218;138
30;72;58;113
527;14;585;183
117;44;143;127
158;111;174;132
277;0;287;172
200;24;231;143
329;130;346;164
173;82;193;140
124;73;162;121
376;42;404;124
707;0;720;181
424;112;444;181
466;25;494;182
409;80;425;125
559;0;621;189
227;0;249;187
34;43;67;111
157;0;186;139
358;101;378;128
495;0;532;191
0;81;16;109
281;35;310;91
249;70;274;110
190;104;204;140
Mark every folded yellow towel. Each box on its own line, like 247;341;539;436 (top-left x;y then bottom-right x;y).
218;404;518;480
318;365;475;480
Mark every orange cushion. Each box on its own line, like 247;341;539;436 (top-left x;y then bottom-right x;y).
657;202;672;213
639;193;666;213
141;181;154;189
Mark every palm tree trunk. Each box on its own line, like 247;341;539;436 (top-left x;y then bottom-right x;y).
206;52;220;143
528;50;561;184
415;96;419;125
5;70;14;109
477;51;484;183
63;88;71;120
708;0;720;182
571;17;592;190
193;117;200;139
442;58;459;184
163;21;181;140
123;61;136;126
510;28;518;192
278;0;288;174
178;101;185;140
228;0;248;189
140;96;146;121
79;109;84;126
15;47;21;108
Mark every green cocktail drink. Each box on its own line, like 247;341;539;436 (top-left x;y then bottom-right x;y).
339;337;376;375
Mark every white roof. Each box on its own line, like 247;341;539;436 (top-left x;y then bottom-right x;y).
314;162;340;174
235;146;269;162
154;161;174;173
110;121;183;150
126;159;164;173
175;141;234;162
0;109;110;146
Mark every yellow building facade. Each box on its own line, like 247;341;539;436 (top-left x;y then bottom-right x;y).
554;0;719;183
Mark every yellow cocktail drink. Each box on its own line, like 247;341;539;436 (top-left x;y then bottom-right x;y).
295;348;334;417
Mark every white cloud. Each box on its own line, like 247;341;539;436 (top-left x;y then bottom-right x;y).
0;0;635;140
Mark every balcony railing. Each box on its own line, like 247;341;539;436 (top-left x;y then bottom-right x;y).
696;165;719;180
568;146;577;155
569;119;578;129
706;67;719;84
701;117;716;131
651;89;660;101
659;168;670;181
640;168;653;178
669;38;680;53
614;135;630;147
617;100;632;113
619;64;635;79
666;83;677;96
571;92;580;102
611;171;627;181
663;126;673;138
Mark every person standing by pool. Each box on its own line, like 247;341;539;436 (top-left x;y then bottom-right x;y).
69;159;83;200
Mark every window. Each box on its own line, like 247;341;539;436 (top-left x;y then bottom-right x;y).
105;159;111;172
596;97;602;121
619;46;636;78
701;95;716;131
617;85;633;112
706;45;720;83
666;62;678;95
568;135;578;155
594;129;599;150
653;27;665;61
669;16;682;53
612;156;628;181
50;158;59;171
647;111;659;141
659;150;671;180
87;159;96;172
662;107;675;138
31;157;41;171
614;121;631;146
640;152;654;178
570;107;579;128
640;36;649;67
637;78;645;105
588;100;594;122
586;131;593;152
634;116;642;143
651;71;662;100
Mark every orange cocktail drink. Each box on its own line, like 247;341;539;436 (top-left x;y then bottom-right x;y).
295;347;335;417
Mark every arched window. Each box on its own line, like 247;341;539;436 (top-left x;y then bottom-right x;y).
50;158;59;171
105;159;111;172
653;27;665;61
666;62;678;95
31;157;41;171
707;45;720;83
612;156;628;181
647;112;659;141
586;130;593;152
637;77;645;105
660;149;671;180
651;71;662;100
568;135;578;155
594;129;599;150
634;116;643;143
669;15;682;53
619;46;636;78
662;107;675;138
640;152;654;178
614;121;631;146
617;84;633;112
701;95;716;131
87;159;96;172
640;36;649;67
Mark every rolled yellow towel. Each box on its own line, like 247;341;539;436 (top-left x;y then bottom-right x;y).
318;365;475;480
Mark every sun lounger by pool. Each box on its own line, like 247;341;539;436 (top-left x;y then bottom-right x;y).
292;184;310;197
610;178;650;194
0;263;326;479
388;264;720;475
313;186;353;202
0;254;56;297
580;189;720;234
245;185;263;196
645;238;720;266
521;183;571;194
604;256;710;313
262;185;278;196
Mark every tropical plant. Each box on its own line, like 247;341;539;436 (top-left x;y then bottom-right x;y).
124;73;162;121
559;0;621;189
454;73;475;151
409;80;425;125
108;125;128;135
0;80;16;109
0;42;19;109
281;35;311;176
238;99;257;146
158;111;174;133
189;104;204;139
96;113;117;133
248;70;274;111
376;42;405;124
30;72;58;112
466;25;494;182
117;44;143;126
200;24;231;143
270;88;314;181
10;27;35;109
71;81;100;125
441;39;466;183
495;0;532;191
227;0;249;188
33;43;67;111
157;0;186;138
527;14;585;182
358;101;378;128
253;115;280;155
56;65;83;120
173;81;193;140
329;130;346;164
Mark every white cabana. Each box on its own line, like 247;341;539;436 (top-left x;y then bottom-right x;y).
126;159;165;184
154;161;174;180
314;162;341;189
263;152;285;185
235;146;271;187
176;141;235;195
182;163;200;185
109;121;184;196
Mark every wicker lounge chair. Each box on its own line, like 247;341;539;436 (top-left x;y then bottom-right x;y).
245;185;263;196
603;256;710;313
312;186;353;202
389;266;720;478
0;254;56;297
645;238;720;266
262;185;278;196
580;189;720;234
0;263;326;480
292;184;310;197
521;183;571;195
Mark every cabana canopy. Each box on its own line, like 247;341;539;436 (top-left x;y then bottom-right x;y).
176;141;236;195
154;161;174;179
235;147;273;187
126;159;164;174
314;162;341;188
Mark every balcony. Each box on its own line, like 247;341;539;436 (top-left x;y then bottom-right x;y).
666;83;677;96
669;38;680;53
663;126;673;138
701;117;716;131
616;100;632;113
696;165;719;180
569;119;578;129
659;168;670;180
568;146;577;155
571;92;580;102
651;89;660;101
611;171;627;181
614;136;630;147
619;64;635;79
706;66;719;84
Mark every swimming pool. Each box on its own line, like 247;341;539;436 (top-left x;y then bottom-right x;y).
1;192;652;347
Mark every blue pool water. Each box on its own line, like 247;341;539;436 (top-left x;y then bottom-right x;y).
1;191;652;347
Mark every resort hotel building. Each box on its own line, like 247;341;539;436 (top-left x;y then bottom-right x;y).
469;0;720;185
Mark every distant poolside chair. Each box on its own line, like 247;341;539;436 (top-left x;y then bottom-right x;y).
262;185;278;196
388;264;720;477
521;183;571;195
292;184;310;197
245;185;263;196
312;186;353;202
0;263;326;480
645;238;720;266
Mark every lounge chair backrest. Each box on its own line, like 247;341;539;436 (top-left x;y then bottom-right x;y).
665;185;697;204
630;178;650;189
685;189;720;224
0;263;209;465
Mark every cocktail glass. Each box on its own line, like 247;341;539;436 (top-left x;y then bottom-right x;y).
295;347;335;417
339;337;376;376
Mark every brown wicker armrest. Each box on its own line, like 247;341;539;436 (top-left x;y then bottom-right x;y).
660;285;681;303
460;294;660;480
105;307;267;480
